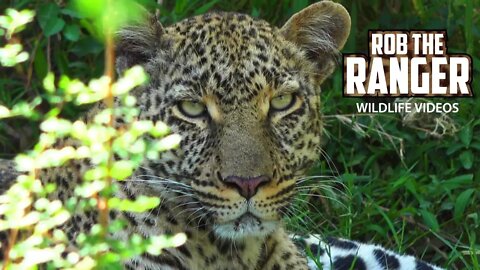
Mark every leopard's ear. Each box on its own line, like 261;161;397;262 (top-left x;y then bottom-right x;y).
115;15;165;73
281;1;351;81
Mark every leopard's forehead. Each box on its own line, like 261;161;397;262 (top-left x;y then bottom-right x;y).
162;12;310;104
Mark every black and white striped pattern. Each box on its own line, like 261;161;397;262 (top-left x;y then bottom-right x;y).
293;234;444;270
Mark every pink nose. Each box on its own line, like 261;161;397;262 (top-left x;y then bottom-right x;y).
224;175;271;199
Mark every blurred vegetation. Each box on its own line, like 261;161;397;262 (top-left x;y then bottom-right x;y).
0;0;479;269
0;2;186;268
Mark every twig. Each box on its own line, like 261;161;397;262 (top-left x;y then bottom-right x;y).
2;228;18;269
46;37;51;72
97;0;116;235
25;33;43;91
2;169;37;269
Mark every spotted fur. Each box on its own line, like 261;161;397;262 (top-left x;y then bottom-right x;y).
0;1;445;269
0;159;17;194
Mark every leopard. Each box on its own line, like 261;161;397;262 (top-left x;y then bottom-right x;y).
0;1;444;269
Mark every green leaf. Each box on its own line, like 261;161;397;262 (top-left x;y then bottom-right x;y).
43;72;55;93
154;134;181;152
108;196;160;212
465;0;473;55
0;105;10;118
459;150;474;169
1;9;35;39
11;101;36;118
40;117;72;134
131;121;153;136
75;181;106;197
443;174;473;190
0;44;29;66
74;0;146;38
84;167;108;181
174;0;189;14
38;4;60;25
150;122;170;137
419;209;439;231
194;0;221;15
446;143;463;155
63;24;80;41
472;141;480;151
38;4;65;36
46;18;65;36
291;0;309;13
14;154;36;172
147;233;187;255
110;160;134;180
454;189;475;222
70;36;103;56
61;5;83;18
459;125;472;147
34;48;48;81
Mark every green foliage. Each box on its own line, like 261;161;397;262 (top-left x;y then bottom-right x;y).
289;1;480;268
0;9;34;67
0;8;35;39
0;0;479;269
0;4;185;269
74;0;147;38
37;3;65;37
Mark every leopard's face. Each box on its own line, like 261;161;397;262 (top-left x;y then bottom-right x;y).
117;1;350;240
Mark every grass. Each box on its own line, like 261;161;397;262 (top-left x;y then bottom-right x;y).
1;0;479;269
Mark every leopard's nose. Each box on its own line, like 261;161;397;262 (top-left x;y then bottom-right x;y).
223;175;271;199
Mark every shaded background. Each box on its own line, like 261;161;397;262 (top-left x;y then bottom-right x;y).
0;0;479;268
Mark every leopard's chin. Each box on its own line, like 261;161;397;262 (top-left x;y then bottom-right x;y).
213;213;278;240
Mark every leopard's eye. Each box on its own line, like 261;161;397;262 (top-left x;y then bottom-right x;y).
178;100;206;118
270;94;295;111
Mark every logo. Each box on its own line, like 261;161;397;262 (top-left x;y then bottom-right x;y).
343;31;473;97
